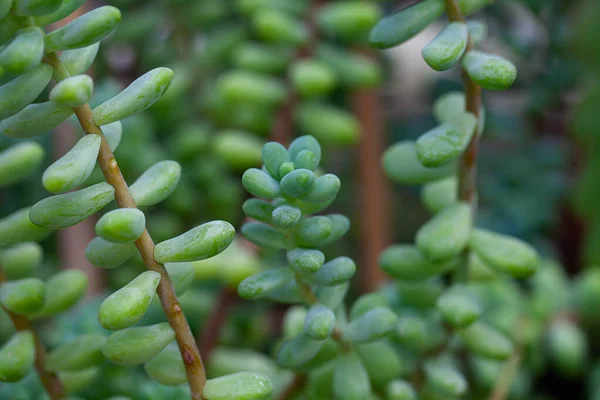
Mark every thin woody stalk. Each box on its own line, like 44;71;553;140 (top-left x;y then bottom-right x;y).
445;0;482;282
43;53;207;400
0;270;65;400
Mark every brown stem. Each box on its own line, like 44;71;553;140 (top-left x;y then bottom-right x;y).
43;53;206;400
0;270;65;399
199;287;237;359
277;374;306;400
352;49;391;293
445;0;481;282
488;348;521;400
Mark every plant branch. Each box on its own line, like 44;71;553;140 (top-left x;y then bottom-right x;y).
199;287;237;359
277;373;306;400
43;53;206;400
0;269;65;399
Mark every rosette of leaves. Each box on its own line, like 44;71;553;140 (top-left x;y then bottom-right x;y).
0;1;273;399
236;135;401;398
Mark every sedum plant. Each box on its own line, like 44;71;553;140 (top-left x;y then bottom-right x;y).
0;1;273;399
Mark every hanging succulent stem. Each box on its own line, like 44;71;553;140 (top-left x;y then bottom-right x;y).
199;286;237;360
0;269;65;400
42;53;207;400
445;0;482;282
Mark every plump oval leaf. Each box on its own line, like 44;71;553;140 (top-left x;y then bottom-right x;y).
30;182;115;228
85;237;136;269
203;371;273;400
317;1;380;40
242;168;281;199
42;134;101;194
0;26;44;73
144;342;186;386
238;267;294;300
154;221;235;263
31;270;87;318
423;357;467;396
462;51;517;91
93;67;173;125
218;70;287;106
421;177;457;213
379;244;455;281
386;380;417;400
213;130;263;170
0;278;45;314
0;63;53;120
280;169;316;198
382;141;456;185
305;304;336;340
416;113;477;167
34;0;87;25
458;322;513;360
333;352;371;400
422;22;468;71
99;271;160;331
46;333;107;372
14;0;61;16
0;207;51;248
0;142;44;187
0;331;35;382
0;242;42;280
296;103;359;146
241;222;286;249
277;333;325;368
291;59;337;98
102;323;175;366
436;285;481;328
299;174;340;204
0;101;73;138
272;205;301;228
312;257;356;286
49;74;93;107
547;320;588;377
287;249;325;273
262;142;289;179
44;6;122;52
96;208;145;243
343;307;398;343
60;43;99;75
129;161;181;207
253;9;308;45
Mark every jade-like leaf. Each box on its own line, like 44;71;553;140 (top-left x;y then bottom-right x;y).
0;242;42;280
294;150;318;171
0;331;34;382
34;0;86;25
154;221;235;263
291;59;337;98
213;130;263;170
343;307;398;343
423;357;467;396
253;9;308;45
422;22;468;71
0;278;45;314
0;142;44;187
0;63;53;120
218;70;287;106
0;101;73;138
42;134;101;194
203;371;273;400
46;333;107;372
287;249;325;273
102;323;175;366
299;174;340;204
316;43;382;88
49;74;93;107
95;208;145;243
85;237;136;268
357;341;403;388
30;270;87;318
277;333;324;368
469;228;539;278
433;91;486;134
294;216;333;245
60;43;99;75
382;141;456;185
547;320;588;377
262;142;289;179
333;352;372;400
0;0;11;20
369;0;445;49
129;161;181;207
305;304;336;340
93;67;173;125
462;51;517;91
316;282;349;310
233;42;293;75
241;222;286;249
350;293;389;320
144;342;186;386
280;169;316;198
386;380;417;400
242;199;274;224
416;202;472;262
283;306;308;339
0;14;19;46
272;205;302;228
458;322;513;360
317;1;381;40
322;214;350;245
296;103;359;146
436;285;481;328
238;267;294;300
58;367;99;393
379;244;456;281
311;257;356;286
44;6;122;52
0;207;51;248
14;0;61;16
416;113;477;167
0;26;44;73
30;182;115;228
421;177;457;213
242;168;281;199
289;135;322;165
99;271;160;331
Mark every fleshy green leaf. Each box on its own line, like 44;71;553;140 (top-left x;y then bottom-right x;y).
262;142;289;179
44;6;122;52
423;357;467;396
272;205;301;228
343;307;398;343
31;270;87;318
95;208;146;243
46;333;107;372
14;0;61;16
296;103;359;146
547;320;588;377
317;1;380;40
30;182;115;228
102;323;175;366
0;207;51;248
242;199;274;224
311;256;356;286
253;9;308;45
416;202;472;262
58;367;99;393
144;342;186;386
462;51;517;91
217;70;286;106
350;293;389;320
0;278;45;314
421;177;457;213
299;174;340;204
416;113;477;167
382;141;456;185
60;43;99;75
85;237;136;269
280;169;315;197
93;67;173;125
242;168;281;199
0;26;44;73
165;262;194;295
0;63;53;120
436;285;481;328
458;322;513;360
304;304;336;340
294;216;333;245
203;371;273;400
333;352;371;400
42;134;101;193
241;222;286;249
386;380;417;400
154;221;235;263
0;242;42;280
99;271;161;330
291;59;337;98
0;142;45;187
422;22;468;71
238;267;294;299
277;333;325;368
0;101;73;138
34;0;87;25
129;161;181;207
287;249;325;273
49;74;93;107
0;331;35;382
379;244;455;281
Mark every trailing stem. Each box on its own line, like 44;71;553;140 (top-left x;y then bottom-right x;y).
445;0;482;282
0;269;65;400
43;53;207;400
